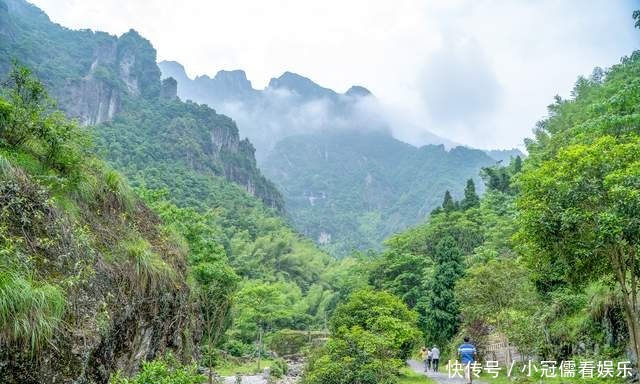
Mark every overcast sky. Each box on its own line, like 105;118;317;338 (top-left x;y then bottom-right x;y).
31;0;640;150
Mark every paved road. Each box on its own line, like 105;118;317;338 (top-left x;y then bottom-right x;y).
407;360;480;384
222;375;266;384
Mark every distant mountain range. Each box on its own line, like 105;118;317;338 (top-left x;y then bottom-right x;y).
159;60;523;255
159;61;457;161
263;131;504;255
0;0;282;210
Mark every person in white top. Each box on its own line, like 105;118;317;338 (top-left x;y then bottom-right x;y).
431;345;440;372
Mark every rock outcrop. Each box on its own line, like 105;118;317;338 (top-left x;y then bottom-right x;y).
160;77;178;101
55;29;161;125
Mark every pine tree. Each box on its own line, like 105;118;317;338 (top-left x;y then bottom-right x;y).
442;190;456;212
460;179;480;210
421;236;464;345
513;156;523;174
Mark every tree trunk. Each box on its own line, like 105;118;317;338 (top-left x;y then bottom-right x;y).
504;337;512;367
257;327;263;372
610;248;640;369
620;293;640;365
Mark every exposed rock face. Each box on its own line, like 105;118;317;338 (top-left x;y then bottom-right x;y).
160;77;178;101
59;71;121;125
56;30;161;125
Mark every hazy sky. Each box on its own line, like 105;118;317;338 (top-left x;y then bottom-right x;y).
31;0;640;150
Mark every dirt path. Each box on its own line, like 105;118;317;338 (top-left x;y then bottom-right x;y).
407;360;481;384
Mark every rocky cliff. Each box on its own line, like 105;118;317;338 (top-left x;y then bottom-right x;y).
55;29;162;125
0;0;283;210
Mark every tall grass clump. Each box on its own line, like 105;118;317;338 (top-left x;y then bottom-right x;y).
124;238;176;291
0;270;66;353
0;154;14;180
71;169;99;203
104;169;135;212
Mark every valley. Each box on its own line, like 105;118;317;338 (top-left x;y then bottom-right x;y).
0;1;638;384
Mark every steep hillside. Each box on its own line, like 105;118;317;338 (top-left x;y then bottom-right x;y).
263;130;498;256
0;67;197;383
0;0;282;210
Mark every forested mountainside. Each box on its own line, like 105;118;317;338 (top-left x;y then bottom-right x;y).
0;64;347;383
0;0;282;210
263;131;499;256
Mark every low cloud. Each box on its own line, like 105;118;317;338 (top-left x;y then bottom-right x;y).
421;38;503;126
214;89;394;161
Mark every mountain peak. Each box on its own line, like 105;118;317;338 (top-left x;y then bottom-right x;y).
268;71;337;100
213;69;250;84
159;60;188;79
206;69;254;96
345;85;372;98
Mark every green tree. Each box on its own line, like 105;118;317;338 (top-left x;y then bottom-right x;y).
460;179;480;210
303;290;421;384
518;135;640;363
0;64;88;173
513;155;522;174
421;236;465;346
456;259;542;360
232;280;302;368
442;190;456;212
191;256;238;384
481;165;511;193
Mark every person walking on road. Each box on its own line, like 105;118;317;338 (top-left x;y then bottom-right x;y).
427;348;433;372
431;345;440;372
458;337;477;384
420;346;430;372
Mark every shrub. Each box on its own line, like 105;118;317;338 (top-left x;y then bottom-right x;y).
1;65;88;175
223;339;253;357
268;329;309;357
269;357;288;378
302;290;421;384
110;358;204;384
